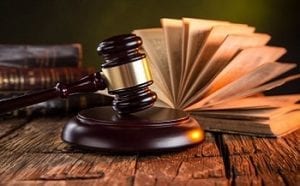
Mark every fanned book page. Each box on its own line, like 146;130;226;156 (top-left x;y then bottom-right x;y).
132;17;300;137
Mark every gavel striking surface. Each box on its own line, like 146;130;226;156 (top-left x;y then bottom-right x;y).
62;107;204;152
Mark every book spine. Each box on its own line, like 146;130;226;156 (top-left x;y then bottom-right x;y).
0;93;113;118
0;44;82;68
0;67;96;91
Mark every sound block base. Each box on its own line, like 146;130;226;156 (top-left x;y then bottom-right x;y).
62;107;205;152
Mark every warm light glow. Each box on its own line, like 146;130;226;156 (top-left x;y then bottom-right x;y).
187;129;204;142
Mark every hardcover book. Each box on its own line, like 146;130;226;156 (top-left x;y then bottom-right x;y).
130;18;300;137
0;44;82;68
0;67;95;91
0;44;93;91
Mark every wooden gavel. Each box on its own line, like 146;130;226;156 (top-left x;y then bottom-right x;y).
0;34;157;114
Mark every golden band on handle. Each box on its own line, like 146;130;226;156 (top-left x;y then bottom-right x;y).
102;58;152;91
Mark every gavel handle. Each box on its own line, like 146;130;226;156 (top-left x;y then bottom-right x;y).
0;72;107;114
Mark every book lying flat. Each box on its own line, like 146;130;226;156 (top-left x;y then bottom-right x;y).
112;18;300;137
0;44;82;68
0;67;96;91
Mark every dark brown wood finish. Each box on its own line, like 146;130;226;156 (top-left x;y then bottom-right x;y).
0;116;298;185
97;34;146;68
62;107;205;152
0;72;106;114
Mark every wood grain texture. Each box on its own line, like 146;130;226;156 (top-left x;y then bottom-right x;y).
0;116;298;185
0;118;27;138
223;133;300;185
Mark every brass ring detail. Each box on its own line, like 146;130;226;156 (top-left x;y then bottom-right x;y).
102;59;152;91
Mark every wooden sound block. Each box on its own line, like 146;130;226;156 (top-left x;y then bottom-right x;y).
62;106;205;152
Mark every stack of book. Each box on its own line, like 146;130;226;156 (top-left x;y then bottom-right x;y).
0;44;112;117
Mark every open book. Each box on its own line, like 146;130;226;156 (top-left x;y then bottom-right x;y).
130;18;300;137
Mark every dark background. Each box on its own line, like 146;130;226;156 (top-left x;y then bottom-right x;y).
0;0;299;93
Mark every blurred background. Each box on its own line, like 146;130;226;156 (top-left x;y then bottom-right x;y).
0;0;299;93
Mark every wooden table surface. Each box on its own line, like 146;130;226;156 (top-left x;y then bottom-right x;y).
0;116;298;186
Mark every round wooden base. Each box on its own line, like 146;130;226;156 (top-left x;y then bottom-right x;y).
62;107;205;152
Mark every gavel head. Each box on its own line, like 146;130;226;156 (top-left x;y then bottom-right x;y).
97;34;157;114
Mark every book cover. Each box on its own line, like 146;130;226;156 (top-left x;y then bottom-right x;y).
0;67;95;91
0;44;82;68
